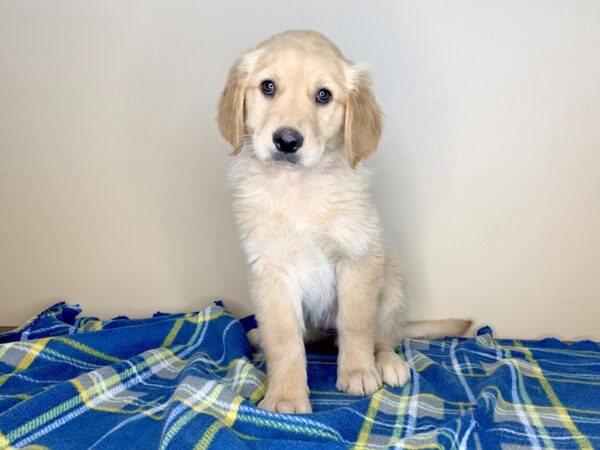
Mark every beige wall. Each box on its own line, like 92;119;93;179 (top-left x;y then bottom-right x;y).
1;1;599;340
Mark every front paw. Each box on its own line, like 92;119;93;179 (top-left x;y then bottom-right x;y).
376;351;411;387
336;366;382;396
258;391;312;414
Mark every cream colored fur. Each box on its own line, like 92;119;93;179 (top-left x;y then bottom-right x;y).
218;30;470;414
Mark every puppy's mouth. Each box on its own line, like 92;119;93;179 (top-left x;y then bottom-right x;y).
266;152;301;167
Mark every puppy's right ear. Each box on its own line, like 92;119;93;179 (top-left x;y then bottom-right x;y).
218;53;257;155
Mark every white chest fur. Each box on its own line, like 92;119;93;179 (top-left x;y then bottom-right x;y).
229;156;382;331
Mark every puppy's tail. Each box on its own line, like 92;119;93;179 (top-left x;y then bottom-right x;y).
399;319;472;339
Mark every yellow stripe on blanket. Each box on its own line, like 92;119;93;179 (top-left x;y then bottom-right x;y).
515;341;593;449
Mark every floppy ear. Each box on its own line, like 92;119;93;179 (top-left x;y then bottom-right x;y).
344;67;383;168
217;57;249;155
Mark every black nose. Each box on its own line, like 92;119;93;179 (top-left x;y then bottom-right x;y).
273;127;304;154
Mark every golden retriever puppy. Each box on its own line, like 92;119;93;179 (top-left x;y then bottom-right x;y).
218;30;470;414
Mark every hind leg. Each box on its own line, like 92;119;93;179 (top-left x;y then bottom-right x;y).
375;257;411;387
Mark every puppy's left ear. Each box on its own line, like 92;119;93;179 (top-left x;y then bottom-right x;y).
344;66;382;168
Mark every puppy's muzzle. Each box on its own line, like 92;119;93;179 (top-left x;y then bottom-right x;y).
273;127;303;154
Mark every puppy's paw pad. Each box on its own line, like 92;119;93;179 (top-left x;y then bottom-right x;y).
336;368;382;396
376;352;411;387
258;395;312;414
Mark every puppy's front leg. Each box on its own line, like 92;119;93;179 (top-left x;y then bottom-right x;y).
336;255;383;396
251;267;311;414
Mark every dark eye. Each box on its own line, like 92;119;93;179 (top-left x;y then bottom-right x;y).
316;88;332;104
261;80;276;96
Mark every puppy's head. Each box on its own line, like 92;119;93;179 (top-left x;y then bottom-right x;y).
218;30;382;169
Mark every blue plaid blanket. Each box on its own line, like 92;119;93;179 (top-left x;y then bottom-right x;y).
1;302;599;449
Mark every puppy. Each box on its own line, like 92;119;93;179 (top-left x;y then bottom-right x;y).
218;30;470;414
